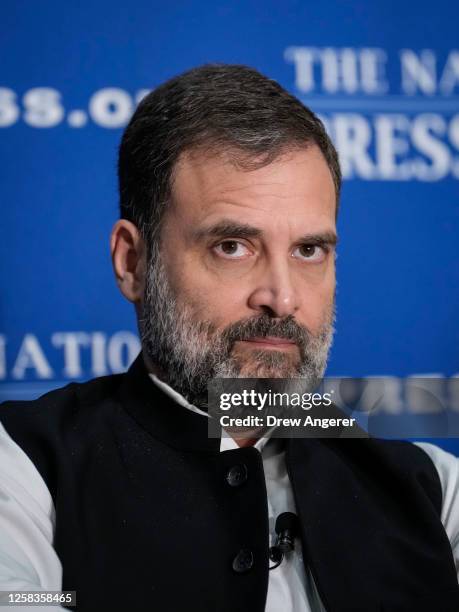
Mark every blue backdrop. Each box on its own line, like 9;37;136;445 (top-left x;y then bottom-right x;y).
1;1;458;451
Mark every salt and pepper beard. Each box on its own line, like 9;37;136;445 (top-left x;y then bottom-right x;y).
139;245;336;408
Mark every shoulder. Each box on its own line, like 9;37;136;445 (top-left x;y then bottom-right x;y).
330;438;455;515
363;437;454;479
0;372;126;429
371;439;459;514
413;442;459;503
414;442;459;484
0;372;127;498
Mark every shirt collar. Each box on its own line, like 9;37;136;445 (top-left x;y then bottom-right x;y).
148;373;272;453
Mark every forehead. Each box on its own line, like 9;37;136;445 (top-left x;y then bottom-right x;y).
169;145;336;229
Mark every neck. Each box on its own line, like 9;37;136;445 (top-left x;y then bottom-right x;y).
233;437;258;447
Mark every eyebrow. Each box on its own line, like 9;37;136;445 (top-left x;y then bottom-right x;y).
192;221;262;241
297;231;338;247
191;219;338;247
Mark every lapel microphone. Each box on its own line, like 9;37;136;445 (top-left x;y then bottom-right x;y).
269;512;299;570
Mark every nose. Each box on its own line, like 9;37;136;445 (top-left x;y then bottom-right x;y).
247;259;300;318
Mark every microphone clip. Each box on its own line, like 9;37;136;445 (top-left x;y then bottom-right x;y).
269;512;299;570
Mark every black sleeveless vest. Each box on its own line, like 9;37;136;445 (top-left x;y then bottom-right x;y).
1;354;459;611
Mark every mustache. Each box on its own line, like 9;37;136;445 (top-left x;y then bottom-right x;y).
219;314;312;352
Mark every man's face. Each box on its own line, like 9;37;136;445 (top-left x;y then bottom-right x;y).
140;145;337;406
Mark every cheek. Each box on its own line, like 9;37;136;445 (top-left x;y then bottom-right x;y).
299;277;335;333
172;266;249;326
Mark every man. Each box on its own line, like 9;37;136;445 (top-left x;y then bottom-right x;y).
1;64;459;611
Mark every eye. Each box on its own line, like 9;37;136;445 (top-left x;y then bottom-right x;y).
292;244;327;263
213;240;252;259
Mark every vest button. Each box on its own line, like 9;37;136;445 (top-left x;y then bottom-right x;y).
232;548;254;573
226;464;248;487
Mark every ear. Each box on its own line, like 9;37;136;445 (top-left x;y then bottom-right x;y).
110;220;146;304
